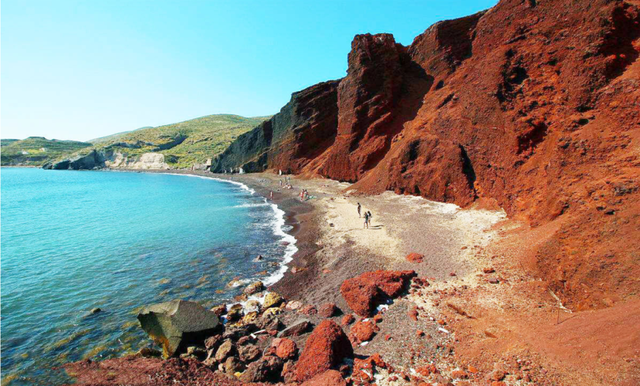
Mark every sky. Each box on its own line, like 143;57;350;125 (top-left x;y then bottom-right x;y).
2;0;497;141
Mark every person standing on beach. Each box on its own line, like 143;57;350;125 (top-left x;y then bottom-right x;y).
357;202;362;218
363;211;370;229
367;211;373;227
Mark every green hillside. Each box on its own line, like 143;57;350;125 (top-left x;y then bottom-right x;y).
1;137;93;166
91;114;268;168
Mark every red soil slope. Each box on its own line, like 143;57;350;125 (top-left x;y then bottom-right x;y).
291;0;640;310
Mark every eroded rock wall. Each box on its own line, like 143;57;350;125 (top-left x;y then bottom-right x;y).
213;0;640;309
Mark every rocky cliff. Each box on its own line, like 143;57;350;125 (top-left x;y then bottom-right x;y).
211;0;640;310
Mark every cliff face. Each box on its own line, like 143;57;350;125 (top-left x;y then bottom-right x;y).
212;0;640;309
210;80;339;173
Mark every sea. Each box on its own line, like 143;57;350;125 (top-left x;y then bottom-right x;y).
0;167;296;385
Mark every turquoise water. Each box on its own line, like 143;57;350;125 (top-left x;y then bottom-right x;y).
1;168;296;385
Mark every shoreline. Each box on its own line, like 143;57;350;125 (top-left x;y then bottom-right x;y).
24;167;640;385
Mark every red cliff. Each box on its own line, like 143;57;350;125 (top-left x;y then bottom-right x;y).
214;0;640;310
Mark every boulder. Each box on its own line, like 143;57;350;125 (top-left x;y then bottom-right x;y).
239;344;261;362
137;300;219;357
295;320;353;382
340;270;416;316
278;319;311;338
244;281;265;295
341;314;355;326
350;320;378;343
223;356;244;374
318;303;339;318
239;355;284;383
226;304;243;321
272;338;298;360
214;340;235;362
285;300;303;311
245;300;262;313
210;304;227;316
301;369;348;386
263;292;284;309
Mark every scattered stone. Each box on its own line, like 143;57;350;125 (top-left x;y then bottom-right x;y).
210;304;226;316
301;369;347;386
406;253;424;263
226;304;243;321
137;346;162;358
262;307;283;318
408;305;419;321
253;255;264;262
490;369;507;381
341;314;355;326
351;320;378;343
299;305;318;315
483;267;496;274
90;308;102;314
488;277;500;284
278;319;312;338
319;303;339;318
243;311;259;324
451;369;468;379
285;300;303;311
137;300;220;357
204;335;222;351
295;320;353;381
244;281;265;295
223;356;244;374
272;337;298;359
239;343;261;362
239;355;284;383
245;300;261;313
214;340;235;362
263;292;285;309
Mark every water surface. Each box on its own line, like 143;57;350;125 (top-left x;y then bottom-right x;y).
1;168;295;385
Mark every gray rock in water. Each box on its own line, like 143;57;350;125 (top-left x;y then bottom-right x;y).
90;307;102;314
137;299;219;358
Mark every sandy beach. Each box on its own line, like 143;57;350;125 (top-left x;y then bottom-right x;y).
75;168;639;385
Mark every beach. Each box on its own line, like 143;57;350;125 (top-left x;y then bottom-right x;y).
65;169;640;385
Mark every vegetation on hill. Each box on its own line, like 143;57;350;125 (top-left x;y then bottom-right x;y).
1;137;93;166
90;114;269;168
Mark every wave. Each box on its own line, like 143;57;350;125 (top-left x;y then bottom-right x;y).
164;172;297;287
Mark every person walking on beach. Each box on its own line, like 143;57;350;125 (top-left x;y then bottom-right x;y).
357;202;362;218
367;211;373;226
363;211;370;229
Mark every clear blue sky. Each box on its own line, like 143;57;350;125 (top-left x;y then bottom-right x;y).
2;0;497;141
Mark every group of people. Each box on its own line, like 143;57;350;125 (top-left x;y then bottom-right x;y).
279;177;293;190
357;202;373;229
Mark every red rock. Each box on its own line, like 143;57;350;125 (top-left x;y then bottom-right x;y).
451;369;468;379
352;354;387;384
408;305;419;321
373;314;383;323
350;319;378;343
295;320;353;382
416;364;437;377
299;305;318;315
468;365;478;374
301;369;347;386
211;0;640;312
406;253;425;263
340;270;416;316
272;338;298;360
490;369;506;381
318;303;339;318
341;314;355;326
416;330;425;337
483;267;496;274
